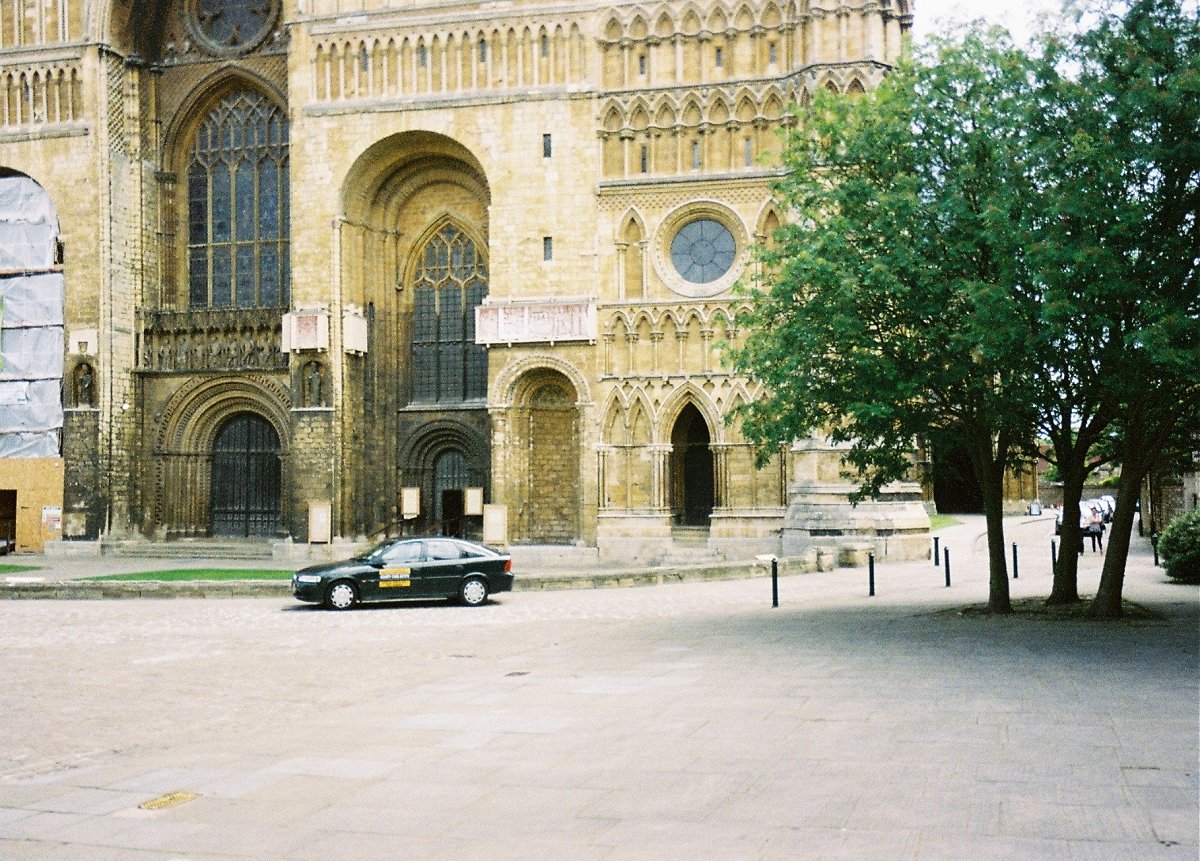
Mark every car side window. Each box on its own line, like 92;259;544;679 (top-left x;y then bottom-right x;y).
382;541;422;565
425;540;463;561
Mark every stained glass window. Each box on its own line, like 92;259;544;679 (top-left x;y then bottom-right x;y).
186;89;289;309
411;225;488;403
670;219;736;284
192;0;276;52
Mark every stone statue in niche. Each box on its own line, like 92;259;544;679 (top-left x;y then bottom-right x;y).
74;363;95;407
305;361;324;407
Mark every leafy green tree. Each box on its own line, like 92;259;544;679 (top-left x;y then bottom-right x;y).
729;1;1198;617
729;30;1045;613
1022;0;1200;612
1158;508;1200;582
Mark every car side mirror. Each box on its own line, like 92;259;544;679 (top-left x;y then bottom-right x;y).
369;560;384;569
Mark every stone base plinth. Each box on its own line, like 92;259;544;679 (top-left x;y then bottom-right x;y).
781;482;931;565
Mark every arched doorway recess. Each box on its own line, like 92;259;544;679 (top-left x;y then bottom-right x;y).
339;132;491;536
671;403;714;526
433;447;470;537
513;371;581;543
210;412;282;536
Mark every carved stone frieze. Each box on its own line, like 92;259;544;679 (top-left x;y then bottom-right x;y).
139;308;288;373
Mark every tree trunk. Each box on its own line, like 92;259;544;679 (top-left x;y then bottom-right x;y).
1090;471;1143;618
1049;467;1086;604
969;439;1012;614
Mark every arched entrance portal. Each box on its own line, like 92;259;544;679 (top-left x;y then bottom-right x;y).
512;372;581;543
671;404;714;526
433;448;470;537
210;413;281;537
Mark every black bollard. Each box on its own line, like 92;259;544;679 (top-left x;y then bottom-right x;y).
868;552;875;597
771;557;779;607
933;536;940;566
944;547;951;587
1012;542;1019;580
1051;540;1057;570
1151;533;1159;567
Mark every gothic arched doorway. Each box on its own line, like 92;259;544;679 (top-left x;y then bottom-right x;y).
210;412;281;537
671;403;714;526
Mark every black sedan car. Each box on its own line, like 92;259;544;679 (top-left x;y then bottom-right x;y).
292;537;514;610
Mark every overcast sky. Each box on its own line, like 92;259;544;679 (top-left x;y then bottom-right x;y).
910;0;1072;45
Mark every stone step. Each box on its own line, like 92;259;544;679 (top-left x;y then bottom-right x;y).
670;527;713;548
508;544;602;570
661;545;724;565
103;540;275;560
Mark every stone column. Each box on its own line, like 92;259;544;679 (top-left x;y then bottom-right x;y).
488;407;512;534
615;240;628;301
711;443;732;510
596;444;615;509
864;2;883;61
649;444;672;511
637;239;649;299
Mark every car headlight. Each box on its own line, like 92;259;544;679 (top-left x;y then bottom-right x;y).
295;574;323;584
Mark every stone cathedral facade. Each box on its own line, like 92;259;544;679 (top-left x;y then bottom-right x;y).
0;0;928;561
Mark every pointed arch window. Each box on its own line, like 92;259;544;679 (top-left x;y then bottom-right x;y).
187;88;289;309
411;224;488;403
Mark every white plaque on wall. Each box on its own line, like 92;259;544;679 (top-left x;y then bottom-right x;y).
400;487;421;519
308;500;332;544
343;305;369;355
475;299;596;346
282;309;330;352
482;504;508;545
464;487;484;516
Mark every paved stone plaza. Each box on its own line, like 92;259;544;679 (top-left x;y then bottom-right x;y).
0;518;1196;860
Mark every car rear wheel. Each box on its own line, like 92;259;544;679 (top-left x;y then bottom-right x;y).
325;580;357;611
460;577;488;607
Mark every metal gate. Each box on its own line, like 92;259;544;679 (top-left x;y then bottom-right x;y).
210;413;281;537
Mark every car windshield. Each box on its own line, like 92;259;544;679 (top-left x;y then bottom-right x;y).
353;540;397;562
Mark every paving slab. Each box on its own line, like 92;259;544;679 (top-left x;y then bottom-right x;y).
0;516;1195;859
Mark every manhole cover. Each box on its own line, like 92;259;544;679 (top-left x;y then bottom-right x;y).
139;791;198;810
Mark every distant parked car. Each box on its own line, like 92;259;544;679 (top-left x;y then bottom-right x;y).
1055;502;1091;536
292;537;514;610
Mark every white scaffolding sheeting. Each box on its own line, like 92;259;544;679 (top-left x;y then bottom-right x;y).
0;326;65;380
0;175;57;271
0;175;63;458
0;431;58;458
0;380;63;433
0;272;64;325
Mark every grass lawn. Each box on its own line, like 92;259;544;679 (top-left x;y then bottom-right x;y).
86;569;293;582
0;563;42;574
928;514;962;531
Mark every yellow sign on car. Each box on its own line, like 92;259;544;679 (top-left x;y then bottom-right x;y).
379;567;411;588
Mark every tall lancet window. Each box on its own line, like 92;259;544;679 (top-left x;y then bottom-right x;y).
187;89;289;309
411;224;488;403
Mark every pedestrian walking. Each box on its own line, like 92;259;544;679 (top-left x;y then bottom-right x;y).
1087;505;1105;553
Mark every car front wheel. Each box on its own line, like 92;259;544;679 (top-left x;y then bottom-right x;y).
460;577;488;607
325;580;358;611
